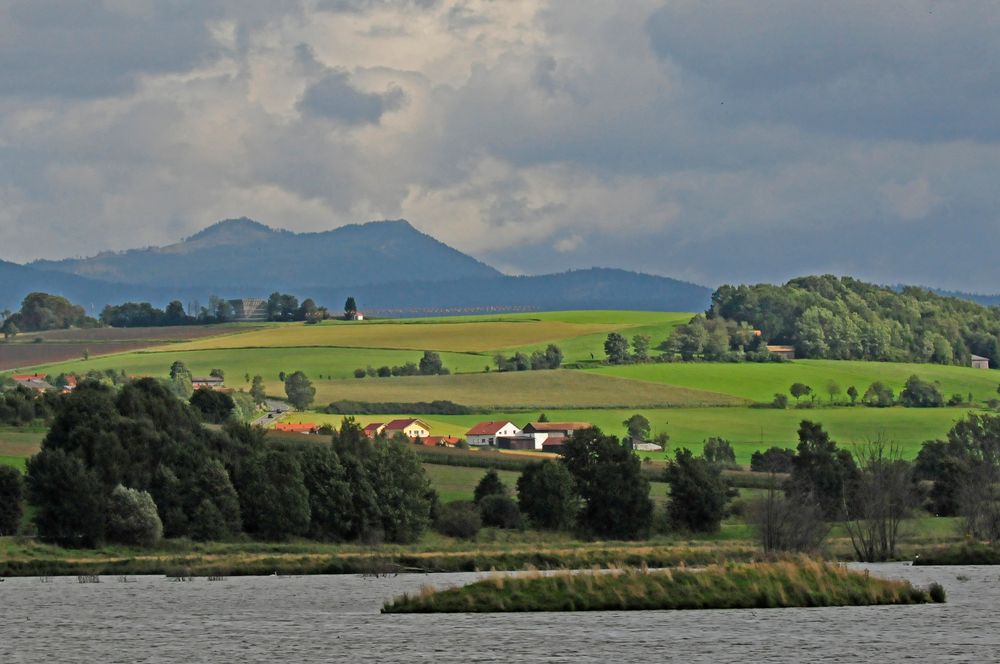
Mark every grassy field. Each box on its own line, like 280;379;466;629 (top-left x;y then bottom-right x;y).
421;464;521;502
0;427;45;470
294;406;978;463
27;346;492;384
589;359;1000;404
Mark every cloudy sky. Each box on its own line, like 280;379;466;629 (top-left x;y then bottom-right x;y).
2;0;999;290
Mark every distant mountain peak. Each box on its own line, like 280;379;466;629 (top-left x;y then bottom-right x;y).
184;217;280;243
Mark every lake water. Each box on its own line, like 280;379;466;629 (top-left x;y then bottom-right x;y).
2;564;998;662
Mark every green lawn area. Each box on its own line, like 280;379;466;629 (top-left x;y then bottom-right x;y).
588;359;1000;404
421;464;521;503
0;427;45;470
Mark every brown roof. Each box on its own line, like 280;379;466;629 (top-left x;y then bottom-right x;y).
421;436;462;447
766;345;796;353
385;418;427;430
466;421;517;436
363;422;385;432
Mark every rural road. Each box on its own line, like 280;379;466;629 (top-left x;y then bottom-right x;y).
252;399;290;427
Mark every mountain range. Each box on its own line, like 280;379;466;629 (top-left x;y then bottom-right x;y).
3;218;712;314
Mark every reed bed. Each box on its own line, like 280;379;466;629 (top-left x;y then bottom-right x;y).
382;557;945;613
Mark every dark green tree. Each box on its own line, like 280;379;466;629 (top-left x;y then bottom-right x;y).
516;460;578;530
435;501;481;539
622;414;651;442
604;333;630;364
632;334;651;361
1;319;17;340
250;375;267;405
370;439;434;544
344;296;358;319
846;385;859;405
26;448;106;546
789;383;812;402
863;381;895;407
284;371;316;409
473;469;509;504
0;466;23;535
419;351;445;375
664;448;728;533
105;484;163;547
544;344;564;369
298;444;353;540
561;428;653;539
787;420;860;519
237;449;311;541
899;375;944;408
189;388;235;423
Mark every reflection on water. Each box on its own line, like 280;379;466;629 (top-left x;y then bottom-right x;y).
1;564;997;663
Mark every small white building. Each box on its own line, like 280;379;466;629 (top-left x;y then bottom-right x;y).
971;354;990;370
465;421;521;447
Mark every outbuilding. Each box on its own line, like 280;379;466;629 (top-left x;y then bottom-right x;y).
971;354;991;370
465;421;521;447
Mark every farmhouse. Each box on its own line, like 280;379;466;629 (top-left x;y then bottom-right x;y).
11;373;54;392
766;345;796;360
384;418;431;439
274;422;318;434
971;354;991;370
465;421;521;447
363;422;387;439
191;376;225;389
523;422;592;454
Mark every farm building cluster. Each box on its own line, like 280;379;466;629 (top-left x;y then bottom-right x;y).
274;417;602;453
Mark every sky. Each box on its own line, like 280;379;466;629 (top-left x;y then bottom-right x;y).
2;0;999;291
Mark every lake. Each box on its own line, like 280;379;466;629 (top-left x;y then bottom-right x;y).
1;564;997;662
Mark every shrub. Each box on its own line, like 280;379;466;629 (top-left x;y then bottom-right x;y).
353;368;366;379
703;437;738;469
750;447;796;473
105;484;163;547
479;494;521;529
517;460;578;530
899;375;944;408
435;501;481;539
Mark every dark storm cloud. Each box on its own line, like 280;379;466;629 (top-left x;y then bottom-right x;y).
646;0;1000;141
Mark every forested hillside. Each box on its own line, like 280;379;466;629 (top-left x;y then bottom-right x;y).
709;275;1000;367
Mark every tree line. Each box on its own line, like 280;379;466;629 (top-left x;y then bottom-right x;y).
14;379;435;547
2;292;98;337
708;275;1000;366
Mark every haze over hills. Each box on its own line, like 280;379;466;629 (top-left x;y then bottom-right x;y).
4;218;712;314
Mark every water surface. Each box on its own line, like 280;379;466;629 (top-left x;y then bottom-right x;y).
1;564;996;662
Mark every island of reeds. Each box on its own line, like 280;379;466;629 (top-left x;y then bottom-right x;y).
381;559;946;613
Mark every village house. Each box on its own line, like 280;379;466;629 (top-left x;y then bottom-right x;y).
465;421;521;447
971;354;991;370
523;422;592;454
383;418;431;439
766;345;796;360
363;422;387;439
11;373;55;392
420;435;462;448
274;422;319;434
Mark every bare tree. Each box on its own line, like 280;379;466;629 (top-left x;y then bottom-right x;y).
843;439;915;562
748;472;828;553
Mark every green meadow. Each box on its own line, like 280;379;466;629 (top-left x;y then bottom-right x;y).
588;359;1000;404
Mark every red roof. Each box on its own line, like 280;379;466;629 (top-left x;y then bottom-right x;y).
363;422;385;431
466;421;517;436
421;436;462;447
12;373;46;381
65;375;78;386
274;423;318;433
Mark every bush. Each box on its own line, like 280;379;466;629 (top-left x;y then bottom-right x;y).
353;368;366;379
899;375;944;408
189;388;236;424
703;437;738;469
479;494;521;529
105;484;163;547
435;501;481;539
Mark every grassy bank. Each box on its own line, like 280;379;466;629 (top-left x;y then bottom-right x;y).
0;534;757;578
382;558;945;613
